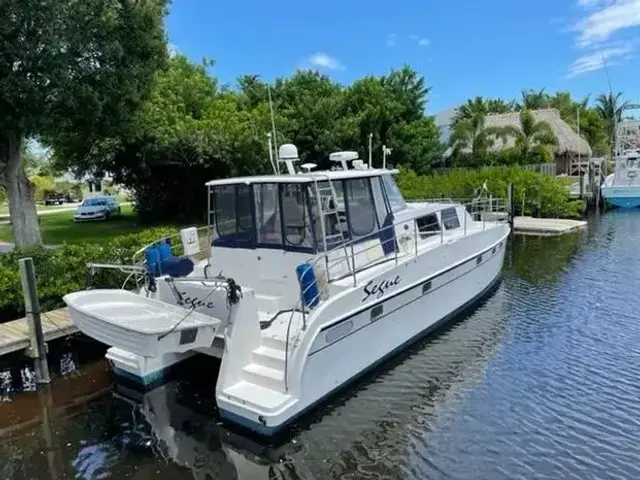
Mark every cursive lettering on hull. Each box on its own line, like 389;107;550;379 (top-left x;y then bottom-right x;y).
362;276;401;302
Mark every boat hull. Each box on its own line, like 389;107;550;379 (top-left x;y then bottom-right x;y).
601;187;640;208
218;228;508;436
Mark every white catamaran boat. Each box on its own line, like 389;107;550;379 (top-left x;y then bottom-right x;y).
63;144;510;436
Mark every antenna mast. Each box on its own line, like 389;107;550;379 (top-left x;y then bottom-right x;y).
268;86;280;174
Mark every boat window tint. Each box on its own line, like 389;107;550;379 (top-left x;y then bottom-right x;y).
441;207;460;230
213;185;237;236
281;183;312;248
345;178;377;237
236;184;254;232
212;184;254;242
380;174;407;212
370;177;390;228
416;213;439;238
255;183;283;246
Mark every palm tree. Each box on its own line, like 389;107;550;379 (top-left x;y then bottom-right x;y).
452;97;514;125
595;91;630;145
518;88;551;110
449;111;505;165
498;110;558;163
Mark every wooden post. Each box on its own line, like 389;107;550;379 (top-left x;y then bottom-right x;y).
536;187;542;218
18;257;51;384
507;183;515;233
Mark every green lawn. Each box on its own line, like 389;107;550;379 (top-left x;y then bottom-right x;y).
0;204;146;244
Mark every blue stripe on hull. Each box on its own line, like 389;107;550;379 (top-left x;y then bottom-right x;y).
219;273;503;438
605;197;640;208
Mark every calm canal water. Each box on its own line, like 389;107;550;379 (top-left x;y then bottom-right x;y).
2;210;640;480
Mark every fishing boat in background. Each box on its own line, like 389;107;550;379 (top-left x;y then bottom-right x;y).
63;144;509;436
602;115;640;208
601;149;640;208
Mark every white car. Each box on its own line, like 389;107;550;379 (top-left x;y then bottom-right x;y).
73;196;121;221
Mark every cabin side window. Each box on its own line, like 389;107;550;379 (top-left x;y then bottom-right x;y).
254;183;282;247
212;184;255;247
416;213;440;238
441;207;460;230
345;178;377;237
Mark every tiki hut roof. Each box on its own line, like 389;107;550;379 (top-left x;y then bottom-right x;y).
445;108;593;157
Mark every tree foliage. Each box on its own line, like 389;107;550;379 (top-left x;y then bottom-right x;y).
0;0;168;245
498;110;558;163
74;59;441;223
595;92;630;146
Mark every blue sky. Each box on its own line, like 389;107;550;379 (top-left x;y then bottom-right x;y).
166;0;640;114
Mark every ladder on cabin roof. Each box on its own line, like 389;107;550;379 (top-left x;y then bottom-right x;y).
312;178;352;281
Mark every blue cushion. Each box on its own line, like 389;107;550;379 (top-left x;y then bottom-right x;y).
160;256;194;277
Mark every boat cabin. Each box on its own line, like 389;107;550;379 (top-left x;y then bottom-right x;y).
204;148;407;305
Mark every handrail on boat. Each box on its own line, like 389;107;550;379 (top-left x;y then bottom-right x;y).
282;195;508;391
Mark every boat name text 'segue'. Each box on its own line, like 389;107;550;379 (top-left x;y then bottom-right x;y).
177;291;215;310
362;275;401;302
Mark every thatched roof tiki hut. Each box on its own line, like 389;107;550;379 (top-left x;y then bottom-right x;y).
441;108;593;175
482;109;592;175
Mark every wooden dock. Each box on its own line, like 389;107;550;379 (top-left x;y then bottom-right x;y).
0;308;77;357
514;216;587;236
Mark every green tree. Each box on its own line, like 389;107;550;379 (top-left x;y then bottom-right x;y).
448;111;507;166
387;117;442;173
595;92;630;146
453;97;514;125
518;89;552;110
499;110;558;163
0;0;167;246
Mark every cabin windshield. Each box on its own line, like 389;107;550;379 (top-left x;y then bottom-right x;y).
210;182;315;252
209;174;401;252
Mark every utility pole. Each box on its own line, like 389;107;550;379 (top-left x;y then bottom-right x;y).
368;133;373;168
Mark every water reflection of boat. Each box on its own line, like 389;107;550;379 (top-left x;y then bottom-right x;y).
112;381;308;479
112;284;509;479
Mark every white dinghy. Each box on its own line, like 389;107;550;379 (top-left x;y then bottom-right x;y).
63;144;510;437
63;289;220;357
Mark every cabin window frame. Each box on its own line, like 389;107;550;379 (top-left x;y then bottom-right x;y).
210;183;256;249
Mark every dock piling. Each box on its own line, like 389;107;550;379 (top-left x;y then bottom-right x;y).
507;183;515;233
18;257;51;384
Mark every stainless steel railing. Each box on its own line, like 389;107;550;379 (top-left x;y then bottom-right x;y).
282;196;507;391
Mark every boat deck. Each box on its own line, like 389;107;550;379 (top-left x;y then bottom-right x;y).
0;308;77;357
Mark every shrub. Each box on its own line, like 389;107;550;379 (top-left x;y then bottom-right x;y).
0;227;179;320
397;166;584;219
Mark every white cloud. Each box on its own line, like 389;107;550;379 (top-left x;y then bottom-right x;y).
567;0;640;77
566;43;633;77
574;0;640;47
418;38;430;47
387;33;398;47
307;52;345;70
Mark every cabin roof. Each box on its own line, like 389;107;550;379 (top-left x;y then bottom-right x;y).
205;168;399;187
